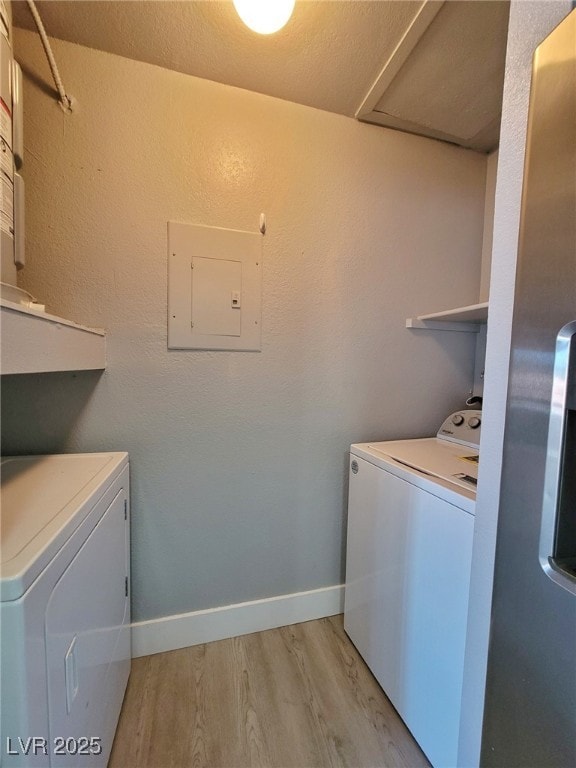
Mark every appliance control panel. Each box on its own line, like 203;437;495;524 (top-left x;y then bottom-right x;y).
437;410;482;449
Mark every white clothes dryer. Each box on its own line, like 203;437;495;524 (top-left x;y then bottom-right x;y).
344;411;481;768
1;453;131;767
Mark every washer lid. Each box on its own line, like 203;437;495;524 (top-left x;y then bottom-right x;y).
356;437;479;493
1;453;128;601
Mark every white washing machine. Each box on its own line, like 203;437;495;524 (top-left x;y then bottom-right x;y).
344;411;481;768
0;453;131;767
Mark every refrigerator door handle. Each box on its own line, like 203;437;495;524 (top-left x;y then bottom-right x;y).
540;320;576;595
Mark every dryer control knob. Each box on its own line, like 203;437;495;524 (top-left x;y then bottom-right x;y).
468;416;481;429
452;414;465;426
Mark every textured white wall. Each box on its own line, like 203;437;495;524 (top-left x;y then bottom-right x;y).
3;31;486;622
458;3;572;766
479;150;498;303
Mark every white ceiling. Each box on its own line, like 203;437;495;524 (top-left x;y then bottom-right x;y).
12;0;510;153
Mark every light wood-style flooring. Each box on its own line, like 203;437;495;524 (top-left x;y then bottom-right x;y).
109;615;430;768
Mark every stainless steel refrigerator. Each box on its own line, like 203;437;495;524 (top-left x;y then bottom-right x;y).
481;9;576;767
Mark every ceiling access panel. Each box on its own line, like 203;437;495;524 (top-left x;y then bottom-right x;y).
357;1;510;153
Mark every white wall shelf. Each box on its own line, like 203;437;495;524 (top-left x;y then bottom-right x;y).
406;302;489;332
1;299;106;374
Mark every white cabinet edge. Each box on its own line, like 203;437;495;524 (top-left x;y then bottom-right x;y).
1;299;106;374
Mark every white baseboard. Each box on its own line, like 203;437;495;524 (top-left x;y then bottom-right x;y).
131;584;344;658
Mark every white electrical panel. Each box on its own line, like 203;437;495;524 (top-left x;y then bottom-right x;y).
1;1;25;285
168;221;262;351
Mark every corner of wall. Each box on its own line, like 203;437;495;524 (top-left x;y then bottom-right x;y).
479;150;499;304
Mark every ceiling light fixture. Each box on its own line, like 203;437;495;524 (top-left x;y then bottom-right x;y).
233;0;295;35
